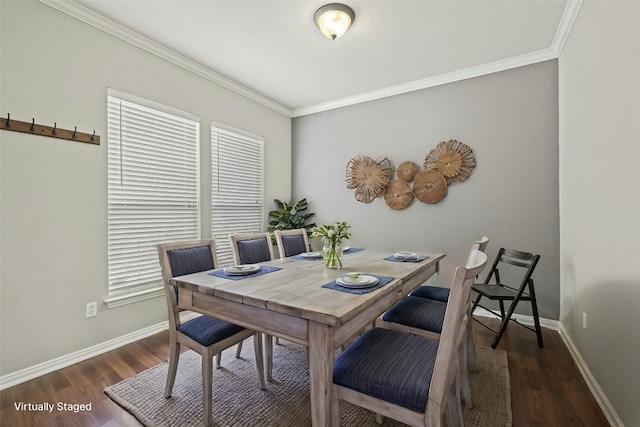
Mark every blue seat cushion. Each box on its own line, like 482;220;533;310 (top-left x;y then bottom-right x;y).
382;296;447;334
333;328;438;412
281;235;306;257
237;238;271;264
410;285;450;302
167;245;215;277
178;315;245;347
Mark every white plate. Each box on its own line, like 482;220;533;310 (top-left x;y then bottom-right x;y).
336;273;379;289
300;251;323;259
393;251;416;259
223;264;260;275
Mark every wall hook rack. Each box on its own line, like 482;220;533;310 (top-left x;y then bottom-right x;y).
0;113;100;145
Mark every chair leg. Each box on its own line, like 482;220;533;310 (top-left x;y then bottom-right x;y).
445;378;463;427
375;413;384;425
253;333;266;390
216;351;222;369
466;306;478;372
165;341;180;398
528;280;544;347
202;348;214;427
235;341;243;358
265;334;274;382
459;339;473;409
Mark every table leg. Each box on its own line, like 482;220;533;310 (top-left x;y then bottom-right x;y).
308;321;335;426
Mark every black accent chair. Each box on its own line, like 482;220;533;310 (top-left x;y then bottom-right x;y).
471;248;543;349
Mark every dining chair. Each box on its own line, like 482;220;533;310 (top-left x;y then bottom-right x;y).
375;240;489;409
409;236;489;372
228;232;277;380
274;228;310;258
333;250;488;427
157;239;265;427
471;247;543;349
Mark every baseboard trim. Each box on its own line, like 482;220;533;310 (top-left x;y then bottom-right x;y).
473;307;560;330
0;312;198;391
557;324;624;427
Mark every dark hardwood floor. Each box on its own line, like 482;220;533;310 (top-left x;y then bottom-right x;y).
1;318;610;426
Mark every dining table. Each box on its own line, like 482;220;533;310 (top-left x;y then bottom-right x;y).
170;247;445;426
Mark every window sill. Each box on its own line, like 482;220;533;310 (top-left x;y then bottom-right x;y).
104;286;164;309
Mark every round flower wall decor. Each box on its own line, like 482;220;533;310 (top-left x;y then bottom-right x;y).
345;156;392;203
424;139;476;185
396;161;419;182
413;170;448;204
384;179;414;210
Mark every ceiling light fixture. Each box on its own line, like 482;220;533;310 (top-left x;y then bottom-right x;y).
314;3;355;40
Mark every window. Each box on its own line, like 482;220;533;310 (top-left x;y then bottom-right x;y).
211;123;264;266
107;89;199;297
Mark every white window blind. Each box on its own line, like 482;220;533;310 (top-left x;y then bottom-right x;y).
211;124;264;266
108;90;199;295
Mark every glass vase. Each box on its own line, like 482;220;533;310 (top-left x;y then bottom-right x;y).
322;238;343;269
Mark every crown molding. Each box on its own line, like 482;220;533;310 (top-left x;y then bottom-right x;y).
292;48;558;117
39;0;580;119
551;0;583;55
38;0;293;118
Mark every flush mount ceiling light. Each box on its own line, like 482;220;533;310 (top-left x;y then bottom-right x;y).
314;3;355;40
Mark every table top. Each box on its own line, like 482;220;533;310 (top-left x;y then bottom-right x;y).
170;249;445;327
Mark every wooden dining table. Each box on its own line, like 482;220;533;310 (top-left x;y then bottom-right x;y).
170;248;445;426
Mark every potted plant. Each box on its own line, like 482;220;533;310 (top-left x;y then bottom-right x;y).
267;198;316;243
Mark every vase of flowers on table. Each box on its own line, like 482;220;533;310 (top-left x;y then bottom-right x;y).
311;221;351;269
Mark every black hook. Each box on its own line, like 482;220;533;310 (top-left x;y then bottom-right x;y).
90;130;96;143
72;126;77;139
5;113;10;127
30;118;35;132
52;122;57;135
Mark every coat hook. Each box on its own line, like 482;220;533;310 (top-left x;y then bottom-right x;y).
72;126;77;139
5;113;9;128
90;130;96;143
52;122;57;136
30;118;35;132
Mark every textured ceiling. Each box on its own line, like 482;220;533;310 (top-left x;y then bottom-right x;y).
73;0;569;114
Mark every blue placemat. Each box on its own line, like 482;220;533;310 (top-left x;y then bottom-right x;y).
343;247;364;255
292;253;323;261
384;254;430;263
322;274;394;294
208;265;282;281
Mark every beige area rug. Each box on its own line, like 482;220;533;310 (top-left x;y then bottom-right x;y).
105;339;511;426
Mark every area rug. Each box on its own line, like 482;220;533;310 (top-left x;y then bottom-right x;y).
105;339;511;426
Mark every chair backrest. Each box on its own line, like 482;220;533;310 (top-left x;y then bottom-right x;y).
465;236;489;265
274;229;310;258
483;248;540;291
229;232;274;265
426;250;487;414
157;239;218;330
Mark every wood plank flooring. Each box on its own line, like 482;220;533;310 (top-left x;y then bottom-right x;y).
1;318;610;426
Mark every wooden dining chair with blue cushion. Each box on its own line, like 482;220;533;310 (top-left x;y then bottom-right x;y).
157;239;265;427
410;236;489;301
375;240;489;409
274;228;310;258
333;251;488;427
408;235;489;374
471;247;543;349
229;231;278;379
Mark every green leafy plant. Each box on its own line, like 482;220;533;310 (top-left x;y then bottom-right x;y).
267;198;316;241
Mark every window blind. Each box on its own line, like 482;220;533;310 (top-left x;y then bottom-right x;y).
107;90;199;295
211;124;264;266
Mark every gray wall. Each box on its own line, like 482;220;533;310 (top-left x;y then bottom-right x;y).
0;1;291;376
559;1;640;425
292;60;560;320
